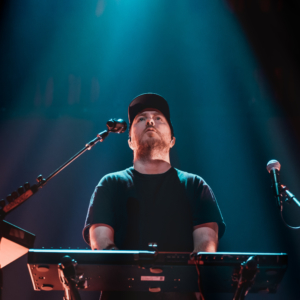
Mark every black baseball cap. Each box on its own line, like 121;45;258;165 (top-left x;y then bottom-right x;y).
128;93;174;137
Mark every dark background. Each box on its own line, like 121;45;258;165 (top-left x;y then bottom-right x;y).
1;0;300;299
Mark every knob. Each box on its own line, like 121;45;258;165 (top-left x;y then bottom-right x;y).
36;175;43;183
36;175;46;184
148;242;158;250
18;186;25;195
24;182;31;190
11;191;18;199
6;194;13;203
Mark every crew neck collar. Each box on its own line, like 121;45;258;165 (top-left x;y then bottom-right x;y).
130;166;174;177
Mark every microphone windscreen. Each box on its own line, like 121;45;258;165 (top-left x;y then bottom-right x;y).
266;160;281;173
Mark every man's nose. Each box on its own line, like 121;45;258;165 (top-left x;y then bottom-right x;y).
146;118;155;126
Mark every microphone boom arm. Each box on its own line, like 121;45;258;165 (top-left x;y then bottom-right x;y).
44;130;109;185
281;185;300;208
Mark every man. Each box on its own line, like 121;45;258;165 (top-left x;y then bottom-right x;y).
83;93;225;299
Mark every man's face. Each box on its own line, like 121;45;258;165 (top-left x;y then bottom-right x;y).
129;109;173;154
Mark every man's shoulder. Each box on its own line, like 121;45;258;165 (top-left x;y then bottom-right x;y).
98;167;134;186
173;168;205;185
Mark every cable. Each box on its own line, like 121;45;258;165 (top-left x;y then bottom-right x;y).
195;260;206;300
280;208;300;230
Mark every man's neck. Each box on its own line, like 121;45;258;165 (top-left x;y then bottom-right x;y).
133;157;172;174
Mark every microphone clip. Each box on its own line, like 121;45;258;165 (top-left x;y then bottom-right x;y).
106;119;127;133
269;168;282;210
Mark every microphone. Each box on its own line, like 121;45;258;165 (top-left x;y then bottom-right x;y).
106;119;127;133
266;160;282;208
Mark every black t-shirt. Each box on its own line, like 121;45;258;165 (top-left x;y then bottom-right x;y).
83;167;225;250
83;167;225;300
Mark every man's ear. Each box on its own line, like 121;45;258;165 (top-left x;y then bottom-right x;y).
128;137;134;150
170;137;176;148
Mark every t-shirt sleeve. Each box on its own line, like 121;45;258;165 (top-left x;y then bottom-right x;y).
193;179;226;239
82;180;115;245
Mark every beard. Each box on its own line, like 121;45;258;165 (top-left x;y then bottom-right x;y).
135;133;169;160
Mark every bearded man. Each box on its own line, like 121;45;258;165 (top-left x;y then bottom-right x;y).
83;93;225;300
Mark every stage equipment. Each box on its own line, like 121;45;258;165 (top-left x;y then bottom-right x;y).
27;249;287;299
0;119;127;299
0;118;127;218
0;220;35;300
266;159;300;229
0;220;35;268
58;256;82;300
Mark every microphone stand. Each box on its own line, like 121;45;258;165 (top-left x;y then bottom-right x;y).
0;119;127;299
281;185;300;208
233;256;258;300
0;130;108;218
58;256;82;300
278;185;300;230
0;119;126;218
